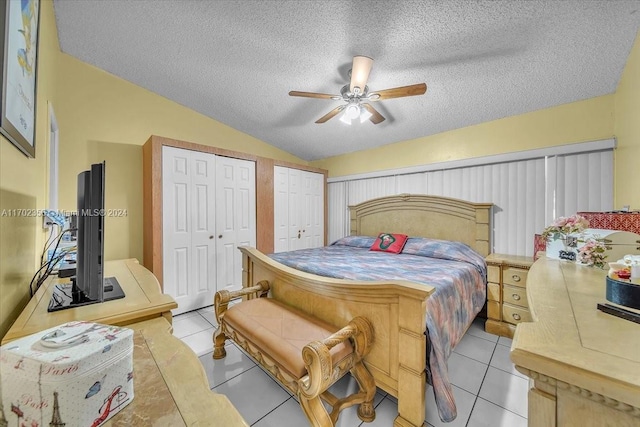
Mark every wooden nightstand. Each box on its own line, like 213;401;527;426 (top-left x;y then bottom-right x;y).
485;253;534;338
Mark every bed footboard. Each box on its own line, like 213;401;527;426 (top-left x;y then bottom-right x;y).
239;246;434;427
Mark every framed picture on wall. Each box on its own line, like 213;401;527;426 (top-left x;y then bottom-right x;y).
0;0;40;158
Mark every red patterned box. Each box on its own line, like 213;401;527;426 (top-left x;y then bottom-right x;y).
577;212;640;235
533;234;546;260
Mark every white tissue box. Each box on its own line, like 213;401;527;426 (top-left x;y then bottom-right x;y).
0;322;134;426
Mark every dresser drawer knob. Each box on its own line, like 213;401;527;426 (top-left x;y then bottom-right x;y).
512;313;521;321
512;274;521;282
512;294;521;301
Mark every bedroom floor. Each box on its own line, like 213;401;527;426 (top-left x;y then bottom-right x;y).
174;306;528;427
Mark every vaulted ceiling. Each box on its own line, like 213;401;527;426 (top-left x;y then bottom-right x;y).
53;0;640;161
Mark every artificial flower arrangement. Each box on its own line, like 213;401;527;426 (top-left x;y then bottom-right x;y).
577;238;608;269
541;214;590;242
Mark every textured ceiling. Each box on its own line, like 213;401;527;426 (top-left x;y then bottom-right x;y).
53;0;640;161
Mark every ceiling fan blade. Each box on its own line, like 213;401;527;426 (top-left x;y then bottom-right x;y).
361;103;385;124
315;106;345;123
350;55;373;94
369;83;427;101
289;91;339;99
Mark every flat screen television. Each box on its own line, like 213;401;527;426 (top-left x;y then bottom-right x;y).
48;161;125;312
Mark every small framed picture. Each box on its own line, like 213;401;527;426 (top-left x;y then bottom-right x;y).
0;0;40;158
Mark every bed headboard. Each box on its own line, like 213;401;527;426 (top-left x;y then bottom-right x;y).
349;194;493;256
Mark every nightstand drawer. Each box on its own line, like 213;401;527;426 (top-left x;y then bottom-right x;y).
488;265;501;283
503;267;528;288
487;282;501;302
503;284;528;308
503;303;531;325
487;300;502;321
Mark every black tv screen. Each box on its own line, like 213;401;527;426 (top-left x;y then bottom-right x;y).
76;162;105;301
48;161;125;312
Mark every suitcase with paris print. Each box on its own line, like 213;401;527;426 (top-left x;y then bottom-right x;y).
0;321;134;427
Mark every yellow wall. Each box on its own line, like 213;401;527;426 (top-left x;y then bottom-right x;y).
313;36;640;210
0;0;58;338
55;54;307;262
614;32;640;210
312;95;615;178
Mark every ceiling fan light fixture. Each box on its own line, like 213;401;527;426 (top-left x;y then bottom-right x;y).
339;113;352;125
359;106;372;123
345;103;361;120
290;56;425;125
350;55;373;94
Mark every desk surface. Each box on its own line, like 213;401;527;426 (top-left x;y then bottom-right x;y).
2;259;177;344
105;317;248;426
512;257;640;414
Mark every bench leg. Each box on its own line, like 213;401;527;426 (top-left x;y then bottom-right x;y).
212;326;227;359
351;361;376;422
299;395;333;427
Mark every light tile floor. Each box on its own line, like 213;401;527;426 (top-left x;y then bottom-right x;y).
174;306;528;427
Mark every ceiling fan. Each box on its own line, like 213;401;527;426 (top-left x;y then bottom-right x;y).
289;56;427;125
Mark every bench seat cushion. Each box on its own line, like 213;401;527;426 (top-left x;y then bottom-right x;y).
223;298;353;379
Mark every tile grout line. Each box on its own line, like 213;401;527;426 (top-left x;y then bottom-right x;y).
250;396;295;426
210;363;259;391
464;340;498;427
473;395;528;422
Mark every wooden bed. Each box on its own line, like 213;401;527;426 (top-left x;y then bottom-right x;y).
238;194;492;427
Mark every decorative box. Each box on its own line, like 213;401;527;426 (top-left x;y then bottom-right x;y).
533;234;546;260
546;228;640;262
0;322;134;427
577;212;640;235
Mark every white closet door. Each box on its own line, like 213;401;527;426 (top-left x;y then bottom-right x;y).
273;166;324;252
273;166;289;253
162;147;216;315
287;168;304;250
215;156;256;293
300;170;324;249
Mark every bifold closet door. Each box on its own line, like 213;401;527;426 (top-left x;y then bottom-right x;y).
162;146;216;314
299;169;324;249
215;156;256;293
274;166;324;253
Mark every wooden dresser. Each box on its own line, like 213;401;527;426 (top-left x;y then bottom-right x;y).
512;257;640;427
485;253;534;338
2;259;177;345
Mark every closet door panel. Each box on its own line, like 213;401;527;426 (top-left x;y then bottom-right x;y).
303;170;324;248
189;151;217;310
288;168;303;250
163;147;191;313
163;147;217;314
215;156;256;292
273;166;289;253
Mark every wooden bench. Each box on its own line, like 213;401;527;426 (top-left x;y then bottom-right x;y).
212;281;376;427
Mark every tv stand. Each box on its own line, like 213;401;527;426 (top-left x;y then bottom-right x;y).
3;259;177;345
47;276;126;312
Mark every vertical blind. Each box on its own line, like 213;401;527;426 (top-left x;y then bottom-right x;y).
327;147;613;257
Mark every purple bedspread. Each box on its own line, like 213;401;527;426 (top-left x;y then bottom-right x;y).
269;236;487;422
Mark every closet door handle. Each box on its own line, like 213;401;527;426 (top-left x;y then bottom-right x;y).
218;235;223;239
